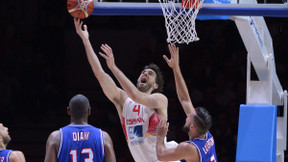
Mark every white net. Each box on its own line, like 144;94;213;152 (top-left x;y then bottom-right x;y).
159;0;204;44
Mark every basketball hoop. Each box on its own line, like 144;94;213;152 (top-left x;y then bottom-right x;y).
158;0;204;44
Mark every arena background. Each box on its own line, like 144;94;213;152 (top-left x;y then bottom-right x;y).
0;0;287;161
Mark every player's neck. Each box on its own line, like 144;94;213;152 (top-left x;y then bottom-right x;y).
70;119;88;125
145;87;155;94
137;86;155;94
0;143;6;149
71;122;88;125
189;131;206;140
198;133;206;139
145;90;152;94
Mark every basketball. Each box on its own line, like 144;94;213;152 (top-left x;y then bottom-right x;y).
67;0;94;19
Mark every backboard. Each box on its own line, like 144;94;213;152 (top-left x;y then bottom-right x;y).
92;0;288;17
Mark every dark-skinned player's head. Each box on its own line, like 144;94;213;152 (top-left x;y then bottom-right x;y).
68;94;91;120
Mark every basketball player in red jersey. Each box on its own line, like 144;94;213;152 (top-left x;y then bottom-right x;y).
74;18;178;162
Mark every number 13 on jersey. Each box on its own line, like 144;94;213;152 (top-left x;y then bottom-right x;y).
69;148;94;162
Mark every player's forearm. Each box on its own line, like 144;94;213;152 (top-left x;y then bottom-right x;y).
173;66;193;113
109;65;139;99
173;66;190;100
81;39;105;79
82;41;122;101
156;137;167;161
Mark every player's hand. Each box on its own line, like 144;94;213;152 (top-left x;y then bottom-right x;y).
163;43;179;69
74;18;89;40
99;44;116;69
156;118;169;139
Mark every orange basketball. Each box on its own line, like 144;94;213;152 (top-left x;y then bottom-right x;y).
67;0;94;19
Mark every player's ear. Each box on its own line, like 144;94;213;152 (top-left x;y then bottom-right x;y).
88;108;91;116
67;107;71;116
153;83;158;90
189;123;194;130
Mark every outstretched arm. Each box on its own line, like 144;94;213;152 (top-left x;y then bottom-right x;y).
156;118;199;161
102;131;116;162
74;18;125;110
99;44;167;113
163;43;194;115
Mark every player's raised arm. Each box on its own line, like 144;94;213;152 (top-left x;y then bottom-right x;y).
74;18;126;109
163;43;194;115
99;44;167;113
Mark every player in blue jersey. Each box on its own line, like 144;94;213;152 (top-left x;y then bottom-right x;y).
156;44;218;162
44;94;116;162
0;123;26;162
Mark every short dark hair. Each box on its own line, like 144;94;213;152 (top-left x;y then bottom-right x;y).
144;63;164;93
69;94;90;120
193;107;212;135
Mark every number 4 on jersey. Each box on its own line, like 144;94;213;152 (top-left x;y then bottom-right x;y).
133;105;141;116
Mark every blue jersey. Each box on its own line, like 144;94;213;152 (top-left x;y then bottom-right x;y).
0;149;12;162
57;124;104;162
181;131;217;162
